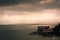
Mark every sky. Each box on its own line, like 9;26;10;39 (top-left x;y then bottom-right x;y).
0;0;60;25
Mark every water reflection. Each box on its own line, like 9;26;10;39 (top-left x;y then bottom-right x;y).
37;35;60;40
0;25;60;40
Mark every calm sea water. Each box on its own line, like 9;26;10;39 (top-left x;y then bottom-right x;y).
0;25;60;40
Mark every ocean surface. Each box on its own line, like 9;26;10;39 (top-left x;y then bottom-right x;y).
0;25;60;40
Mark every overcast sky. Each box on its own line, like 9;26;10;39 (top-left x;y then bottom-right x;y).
0;0;60;25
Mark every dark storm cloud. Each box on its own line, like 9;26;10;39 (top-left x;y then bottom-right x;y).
0;0;23;6
0;0;40;6
0;0;60;8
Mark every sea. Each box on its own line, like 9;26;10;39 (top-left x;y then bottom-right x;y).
0;25;60;40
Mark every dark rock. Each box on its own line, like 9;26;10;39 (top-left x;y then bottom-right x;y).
53;23;60;36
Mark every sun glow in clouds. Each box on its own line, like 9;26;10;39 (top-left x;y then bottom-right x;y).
0;9;59;25
40;13;57;20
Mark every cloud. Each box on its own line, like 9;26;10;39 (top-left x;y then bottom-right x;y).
0;9;60;25
0;0;60;25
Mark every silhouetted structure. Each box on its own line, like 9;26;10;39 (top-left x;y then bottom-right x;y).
53;23;60;36
38;26;49;34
